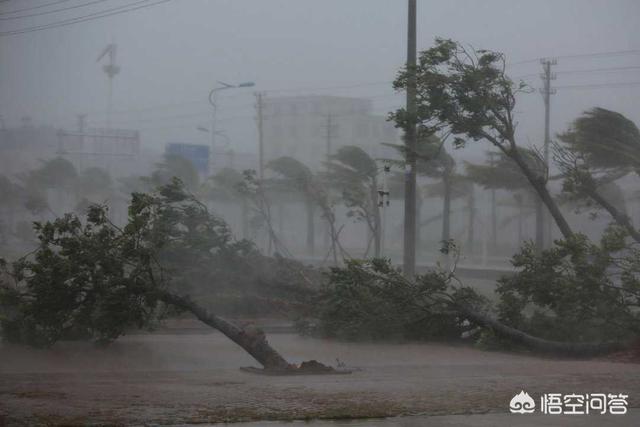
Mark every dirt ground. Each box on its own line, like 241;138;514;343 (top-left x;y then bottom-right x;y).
1;330;639;426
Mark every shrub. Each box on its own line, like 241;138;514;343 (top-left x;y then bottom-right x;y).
307;257;486;342
496;225;640;343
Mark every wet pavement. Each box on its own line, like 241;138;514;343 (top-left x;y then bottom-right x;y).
213;411;640;426
1;332;638;425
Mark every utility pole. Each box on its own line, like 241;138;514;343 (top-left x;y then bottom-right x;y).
322;113;338;166
379;165;391;256
210;93;218;170
254;91;271;254
210;81;254;173
77;114;86;134
77;114;86;169
539;58;556;250
487;152;499;252
403;0;418;278
255;92;265;180
321;113;338;254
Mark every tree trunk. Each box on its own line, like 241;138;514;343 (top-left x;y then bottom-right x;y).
508;147;573;239
277;202;284;236
490;188;497;252
241;199;249;239
517;196;524;244
305;199;315;256
466;186;475;253
459;306;627;357
586;187;640;243
416;197;423;255
372;178;381;258
441;173;452;268
158;291;291;370
534;196;544;253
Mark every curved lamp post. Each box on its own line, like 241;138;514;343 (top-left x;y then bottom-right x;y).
208;81;255;171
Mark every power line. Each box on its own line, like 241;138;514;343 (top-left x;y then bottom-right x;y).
0;0;172;37
264;81;392;94
514;65;640;79
0;0;73;16
555;81;640;90
0;0;112;21
558;49;640;60
508;49;640;67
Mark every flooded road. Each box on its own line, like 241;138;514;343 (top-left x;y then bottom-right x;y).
1;331;639;425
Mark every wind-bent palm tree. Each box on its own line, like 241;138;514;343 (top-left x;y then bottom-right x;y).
465;148;546;251
325;146;381;257
267;156;343;263
202;167;250;239
557;108;640;242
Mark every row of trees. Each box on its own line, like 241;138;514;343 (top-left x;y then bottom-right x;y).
1;38;639;371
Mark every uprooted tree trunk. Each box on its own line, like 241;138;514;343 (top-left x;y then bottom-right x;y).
157;291;292;370
584;187;640;244
457;305;628;357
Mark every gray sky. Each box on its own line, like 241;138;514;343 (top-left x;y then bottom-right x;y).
1;0;639;159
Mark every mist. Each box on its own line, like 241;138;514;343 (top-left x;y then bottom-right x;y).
1;1;640;426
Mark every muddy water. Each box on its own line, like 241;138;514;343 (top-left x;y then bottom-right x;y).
1;332;639;425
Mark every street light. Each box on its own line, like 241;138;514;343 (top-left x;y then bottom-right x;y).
208;81;255;171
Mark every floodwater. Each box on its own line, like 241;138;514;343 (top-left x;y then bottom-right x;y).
1;330;639;425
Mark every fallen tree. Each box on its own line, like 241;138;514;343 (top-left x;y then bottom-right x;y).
307;240;638;356
0;179;335;372
456;306;626;357
157;291;290;370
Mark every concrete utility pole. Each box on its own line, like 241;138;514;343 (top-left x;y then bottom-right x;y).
254;91;271;254
77;114;86;133
255;92;265;180
403;0;418;278
379;165;391;257
321;113;338;253
487;152;499;252
539;58;557;250
77;114;87;162
322;113;338;166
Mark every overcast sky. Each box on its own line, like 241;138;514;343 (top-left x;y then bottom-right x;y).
1;0;639;161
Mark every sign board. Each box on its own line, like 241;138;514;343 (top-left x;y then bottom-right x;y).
165;143;210;175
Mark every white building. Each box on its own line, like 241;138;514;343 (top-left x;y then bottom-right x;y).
262;95;398;171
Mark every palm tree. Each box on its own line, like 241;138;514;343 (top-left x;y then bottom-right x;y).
559;107;640;174
0;175;20;244
267;156;345;263
75;167;114;214
22;157;78;217
423;172;475;250
465;148;546;251
266;157;318;255
202;167;250;239
557;108;640;242
325;146;381;257
149;153;200;191
385;135;466;256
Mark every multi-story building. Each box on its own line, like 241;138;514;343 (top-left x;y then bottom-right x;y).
0;120;142;179
262;95;398;171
